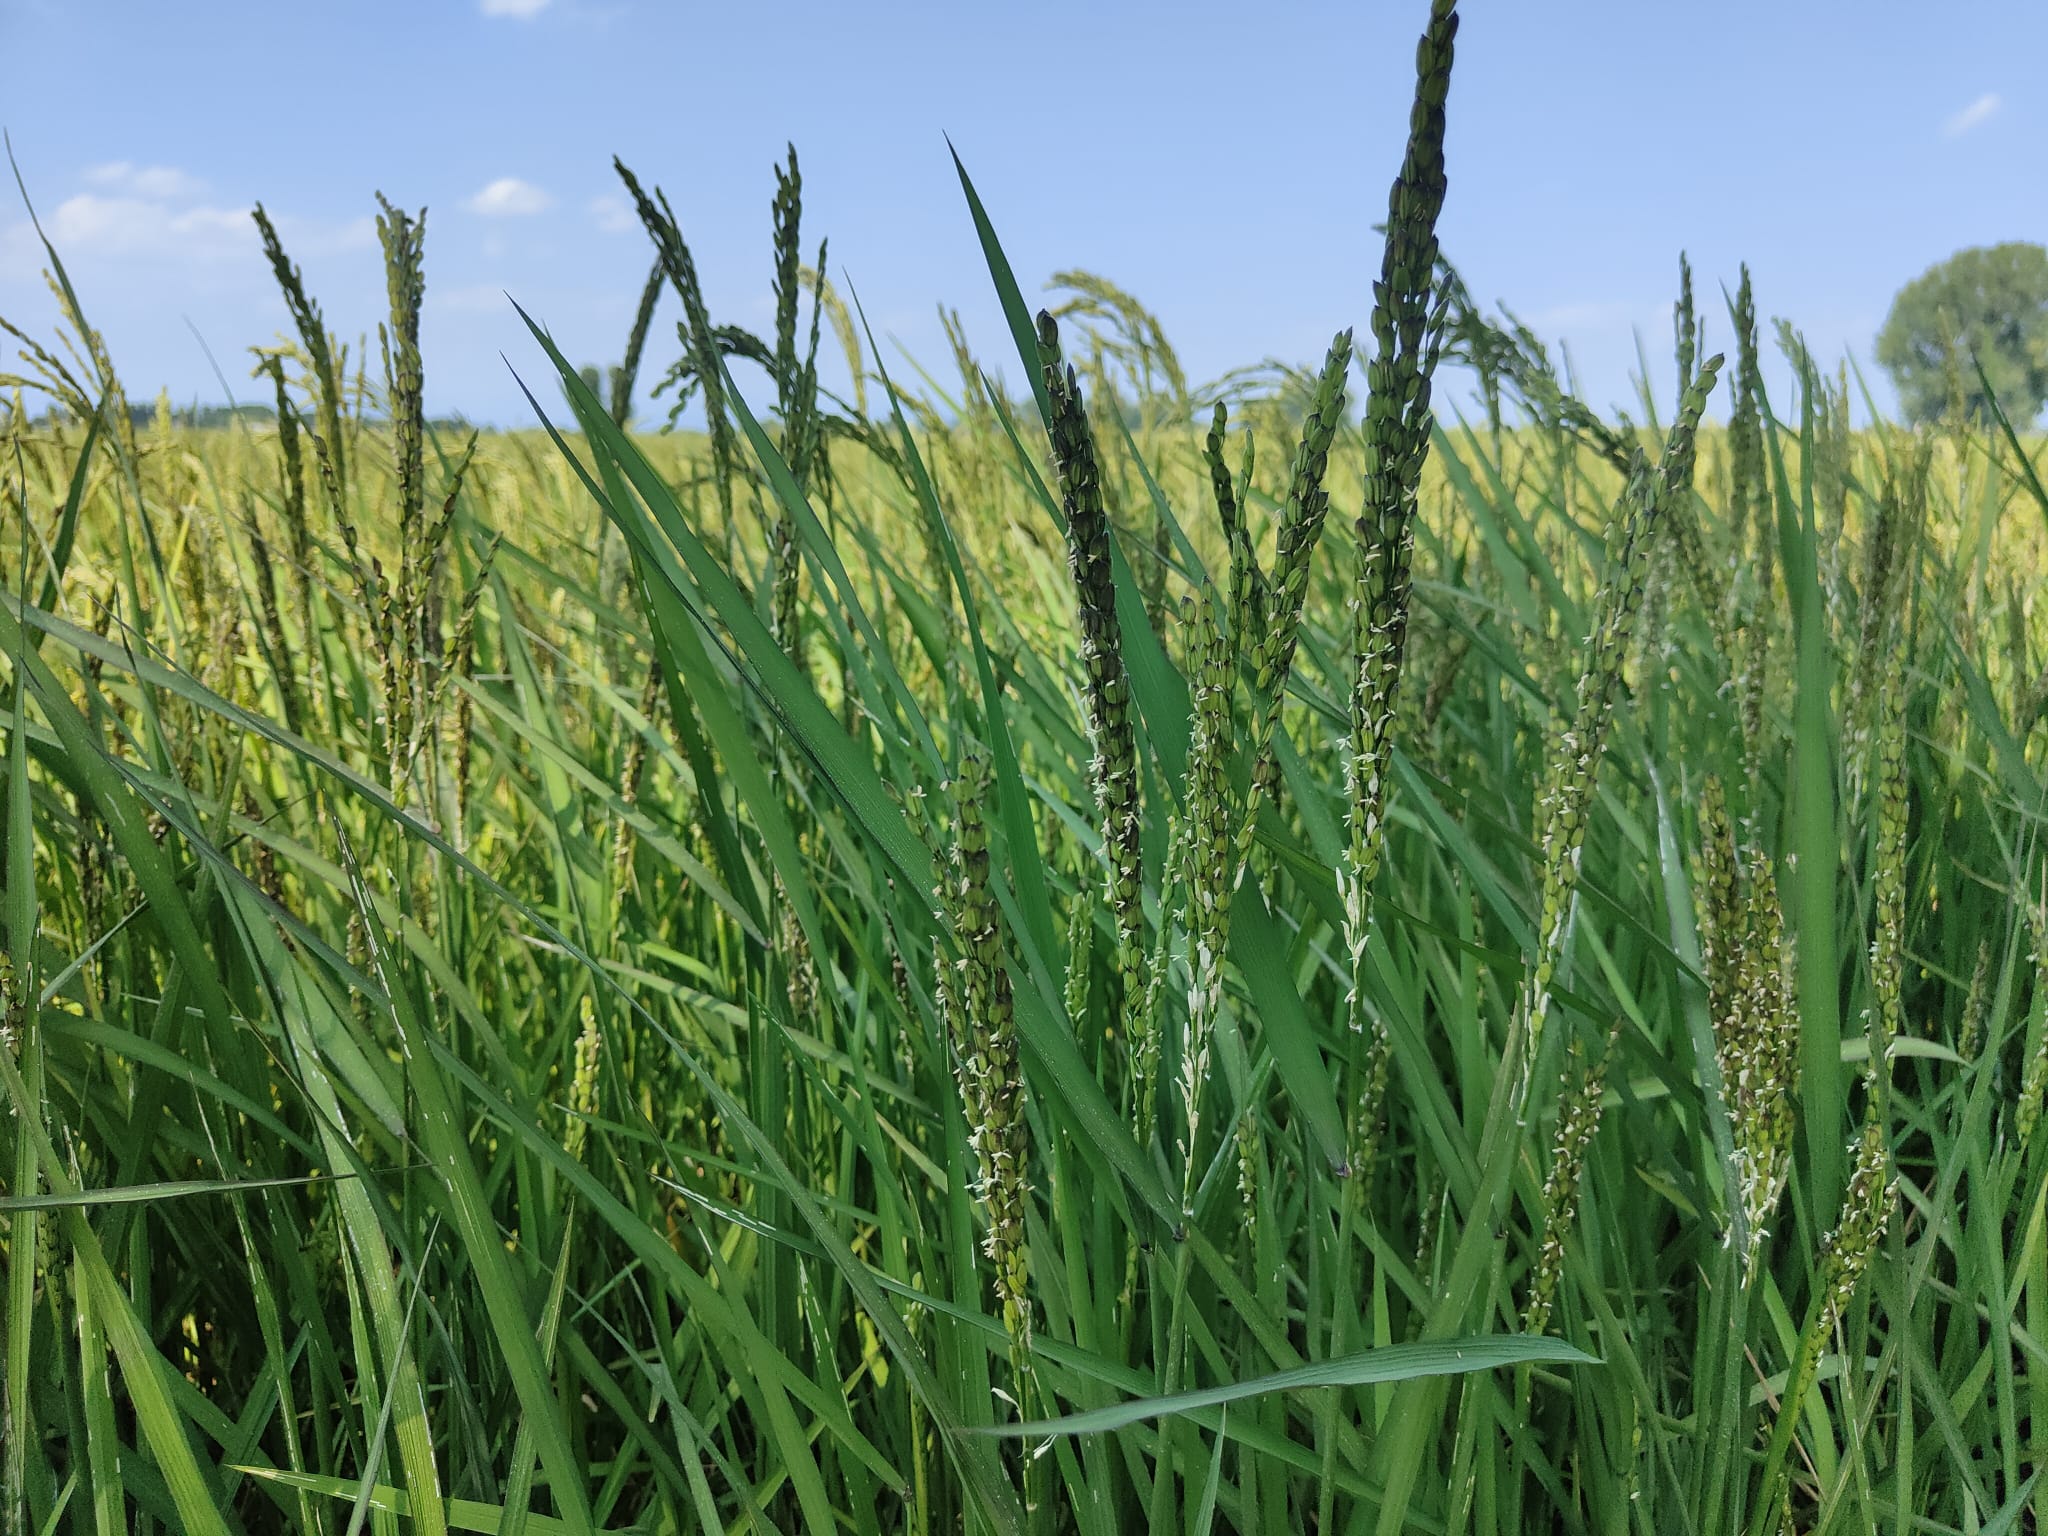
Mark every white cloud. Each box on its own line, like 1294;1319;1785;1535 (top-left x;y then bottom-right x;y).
465;177;553;217
588;194;636;235
480;0;550;15
1943;93;2002;139
1;189;373;288
45;194;245;257
83;162;207;200
2;154;373;277
40;196;372;261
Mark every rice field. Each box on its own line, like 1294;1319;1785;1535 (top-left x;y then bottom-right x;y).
5;2;2048;1531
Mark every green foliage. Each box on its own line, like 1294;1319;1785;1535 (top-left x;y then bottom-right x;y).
1876;240;2048;424
6;4;2048;1531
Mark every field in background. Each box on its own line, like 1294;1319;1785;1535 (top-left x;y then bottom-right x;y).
7;4;2048;1532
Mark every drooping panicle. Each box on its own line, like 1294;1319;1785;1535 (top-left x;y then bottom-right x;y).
253;203;347;497
611;256;664;428
616;158;740;531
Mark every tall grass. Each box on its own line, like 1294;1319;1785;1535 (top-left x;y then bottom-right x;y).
5;3;2048;1530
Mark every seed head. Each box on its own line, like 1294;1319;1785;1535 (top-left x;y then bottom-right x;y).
1036;311;1145;1110
1176;597;1237;1209
1523;357;1721;1077
943;749;1033;1366
1865;677;1908;1109
565;996;602;1162
0;954;20;1058
1341;0;1461;1162
1815;1112;1894;1329
1523;1023;1618;1335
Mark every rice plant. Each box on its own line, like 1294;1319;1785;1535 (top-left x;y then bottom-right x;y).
4;2;2048;1531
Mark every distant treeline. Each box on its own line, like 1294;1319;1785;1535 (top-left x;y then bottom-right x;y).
2;402;477;432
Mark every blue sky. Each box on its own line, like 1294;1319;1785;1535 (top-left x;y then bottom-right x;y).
3;0;2042;428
